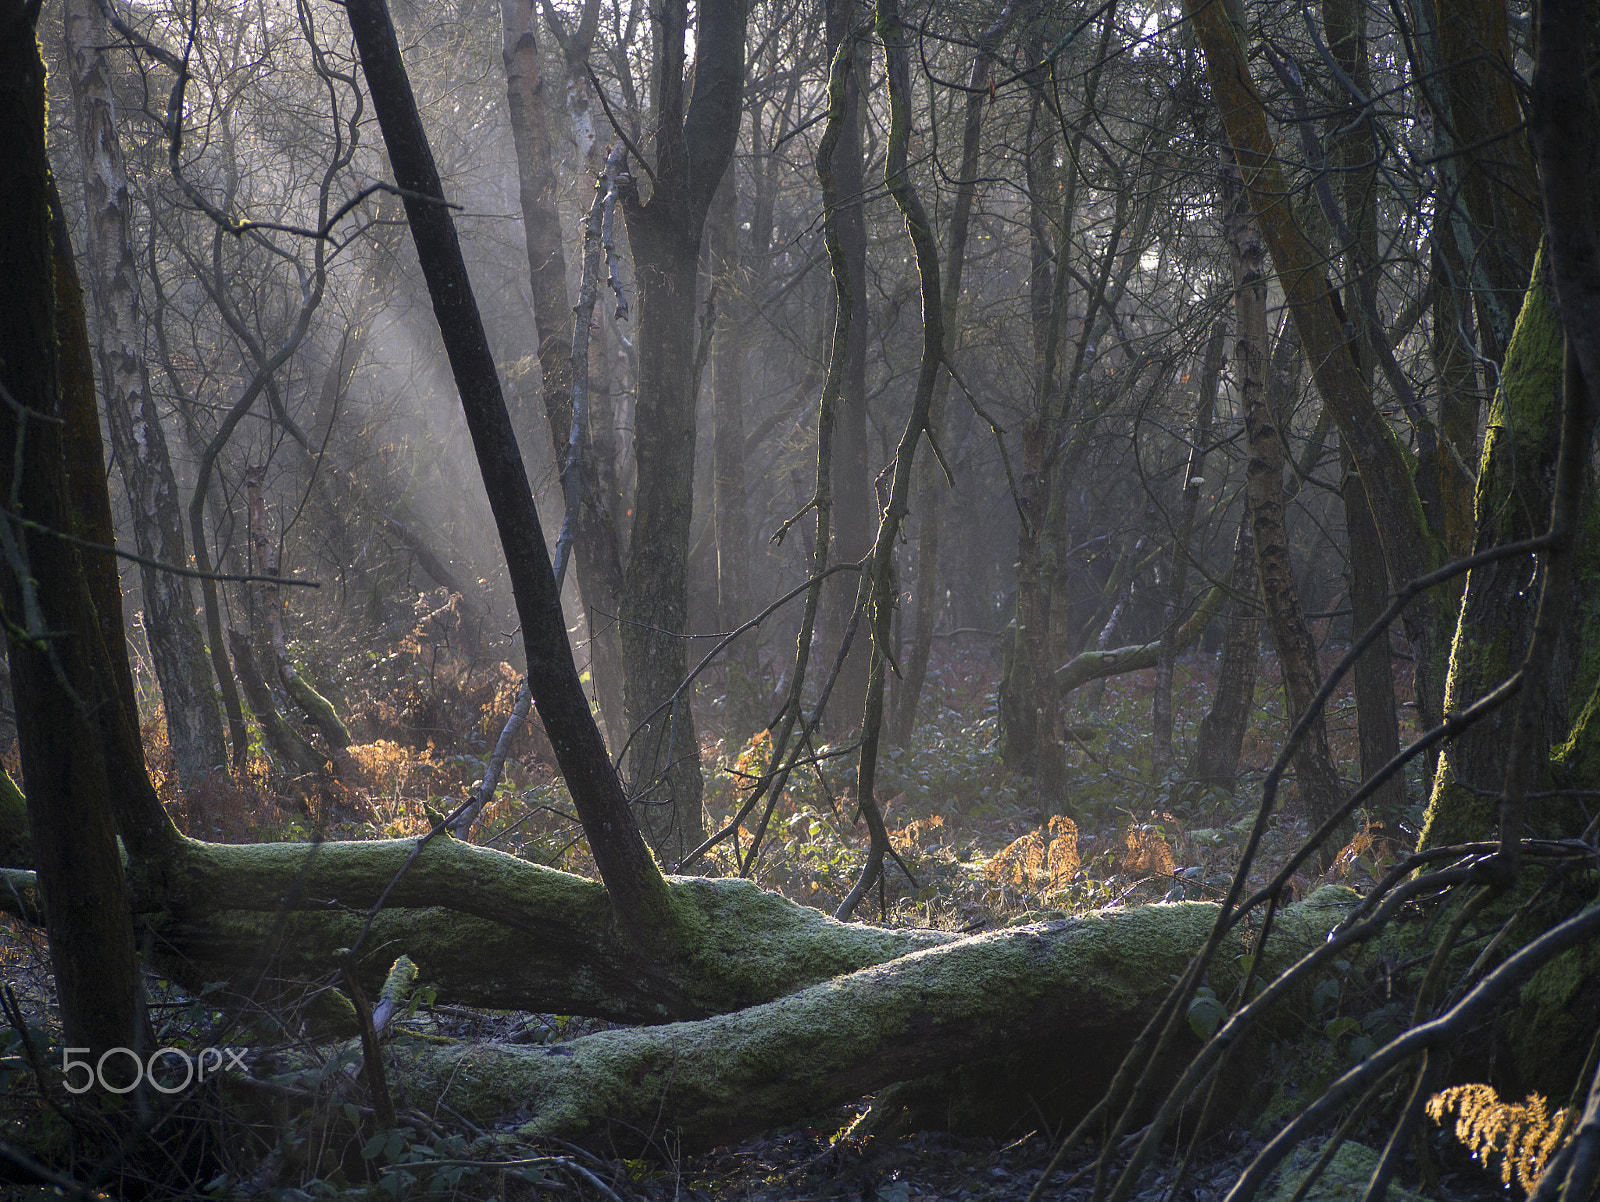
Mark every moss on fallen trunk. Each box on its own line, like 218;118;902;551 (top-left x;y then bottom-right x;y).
375;888;1357;1150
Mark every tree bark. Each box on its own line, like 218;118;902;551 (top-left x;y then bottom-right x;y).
379;889;1350;1150
244;466;354;774
1421;250;1567;850
891;4;1011;749
227;628;328;777
708;174;761;738
1430;0;1542;370
1151;322;1223;778
1185;0;1450;737
343;0;675;947
1221;153;1347;849
615;0;746;863
1184;500;1259;790
0;11;144;1057
1341;439;1404;821
1054;584;1226;695
500;0;628;748
822;0;872;732
61;0;228;792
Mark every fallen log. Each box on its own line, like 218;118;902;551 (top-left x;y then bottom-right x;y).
375;888;1357;1150
1055;583;1227;694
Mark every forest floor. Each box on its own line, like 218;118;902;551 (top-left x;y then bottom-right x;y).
1;609;1511;1200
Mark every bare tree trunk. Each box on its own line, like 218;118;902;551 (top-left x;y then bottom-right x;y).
1184;500;1259;790
1151;322;1223;778
244;467;354;773
891;3;1012;749
834;0;948;918
344;0;676;946
613;0;746;863
1342;440;1403;820
500;0;628;747
1324;0;1403;823
1221;153;1347;848
1185;0;1450;737
1431;0;1542;370
226;629;327;777
0;25;143;1056
823;0;872;733
708;175;761;737
62;0;227;792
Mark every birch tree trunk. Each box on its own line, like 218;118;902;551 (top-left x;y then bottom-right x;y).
62;0;228;792
1221;154;1347;850
500;0;628;747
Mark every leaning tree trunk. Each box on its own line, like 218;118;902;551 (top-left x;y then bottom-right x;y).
1221;152;1347;849
62;0;228;792
343;0;675;946
1185;0;1450;739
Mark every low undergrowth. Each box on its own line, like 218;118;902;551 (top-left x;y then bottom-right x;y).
0;605;1467;1200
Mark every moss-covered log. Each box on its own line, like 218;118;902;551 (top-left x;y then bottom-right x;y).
0;785;948;1021
1054;583;1225;694
374;889;1354;1150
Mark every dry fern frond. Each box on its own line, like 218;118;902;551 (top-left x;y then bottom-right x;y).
1122;824;1175;876
890;813;945;854
1426;1083;1568;1195
986;815;1080;892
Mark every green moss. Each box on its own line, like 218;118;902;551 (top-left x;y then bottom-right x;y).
1505;898;1600;1099
302;989;359;1040
1265;1140;1424;1202
381;895;1356;1148
0;770;31;870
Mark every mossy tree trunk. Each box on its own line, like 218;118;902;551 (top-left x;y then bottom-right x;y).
1420;253;1569;851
